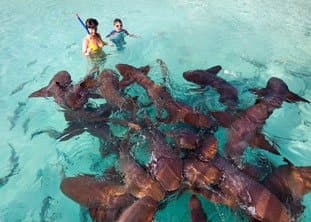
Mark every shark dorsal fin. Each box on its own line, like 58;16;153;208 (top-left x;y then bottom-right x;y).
206;65;222;75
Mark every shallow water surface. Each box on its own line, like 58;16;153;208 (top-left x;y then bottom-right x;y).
0;0;310;221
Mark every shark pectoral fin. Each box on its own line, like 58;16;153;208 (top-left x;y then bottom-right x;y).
30;128;62;140
250;132;280;154
29;86;51;98
58;128;85;141
188;86;207;93
58;124;85;141
286;92;310;103
79;78;97;89
249;88;265;97
138;65;151;75
127;96;137;112
119;78;134;89
210;111;237;128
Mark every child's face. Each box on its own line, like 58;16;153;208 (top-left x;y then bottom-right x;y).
114;22;122;32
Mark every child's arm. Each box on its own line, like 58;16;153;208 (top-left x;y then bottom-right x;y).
98;35;114;47
106;30;116;39
124;29;140;38
129;33;140;37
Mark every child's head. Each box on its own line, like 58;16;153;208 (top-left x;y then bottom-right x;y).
113;18;123;32
86;18;99;34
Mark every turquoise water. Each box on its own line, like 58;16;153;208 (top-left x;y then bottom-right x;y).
0;0;310;221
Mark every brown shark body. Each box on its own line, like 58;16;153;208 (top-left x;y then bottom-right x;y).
119;139;165;201
142;126;183;191
116;64;214;128
183;65;238;111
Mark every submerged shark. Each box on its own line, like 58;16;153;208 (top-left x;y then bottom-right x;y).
183;65;238;111
116;63;215;128
263;164;311;219
81;69;138;113
138;118;183;192
29;70;90;110
61;174;136;222
211;77;309;165
0;144;19;187
117;196;158;222
118;137;165;201
210;154;291;222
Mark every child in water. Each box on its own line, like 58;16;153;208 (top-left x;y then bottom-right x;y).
82;18;112;68
106;18;139;50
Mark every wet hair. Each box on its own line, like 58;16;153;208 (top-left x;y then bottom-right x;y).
113;18;123;25
85;18;99;29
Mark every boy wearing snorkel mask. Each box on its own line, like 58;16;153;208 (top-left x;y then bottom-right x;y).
106;18;139;51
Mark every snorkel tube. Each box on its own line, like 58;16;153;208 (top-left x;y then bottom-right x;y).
76;13;90;34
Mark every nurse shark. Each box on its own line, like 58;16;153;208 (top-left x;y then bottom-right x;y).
211;77;309;165
183;65;238;111
116;63;215;128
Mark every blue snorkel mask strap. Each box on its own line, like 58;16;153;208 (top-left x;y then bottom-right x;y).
76;13;90;34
